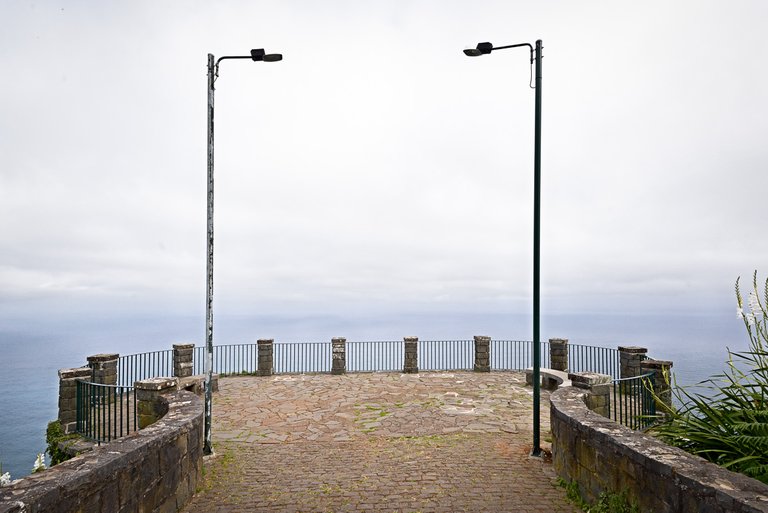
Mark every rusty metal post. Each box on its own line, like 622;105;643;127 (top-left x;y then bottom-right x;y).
204;52;215;456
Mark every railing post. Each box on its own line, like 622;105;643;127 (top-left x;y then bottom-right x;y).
58;366;91;434
403;336;418;374
257;339;274;376
549;338;568;372
135;377;178;429
331;337;346;375
473;335;491;372
569;371;611;417
618;346;647;378
87;353;118;405
87;353;119;385
173;343;195;378
641;359;674;412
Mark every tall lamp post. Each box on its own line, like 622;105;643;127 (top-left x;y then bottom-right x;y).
463;39;543;457
205;48;282;455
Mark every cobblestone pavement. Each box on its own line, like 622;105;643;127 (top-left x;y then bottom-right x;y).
183;372;578;513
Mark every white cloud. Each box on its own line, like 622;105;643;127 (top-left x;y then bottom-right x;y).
1;0;766;324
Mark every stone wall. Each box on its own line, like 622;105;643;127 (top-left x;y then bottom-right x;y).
550;386;768;513
0;390;204;513
57;367;91;434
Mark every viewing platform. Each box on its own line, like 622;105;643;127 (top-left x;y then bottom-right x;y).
182;371;578;513
5;338;693;513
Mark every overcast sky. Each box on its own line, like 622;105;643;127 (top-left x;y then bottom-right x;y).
1;1;766;333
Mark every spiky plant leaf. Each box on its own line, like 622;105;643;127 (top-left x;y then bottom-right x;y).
651;272;768;484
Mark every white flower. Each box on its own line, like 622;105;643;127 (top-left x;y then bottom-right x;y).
746;312;757;327
748;291;763;319
0;472;10;486
32;453;46;473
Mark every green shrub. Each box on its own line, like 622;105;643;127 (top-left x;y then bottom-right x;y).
46;420;81;465
651;271;768;483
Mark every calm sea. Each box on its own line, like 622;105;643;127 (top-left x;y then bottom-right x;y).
0;311;747;480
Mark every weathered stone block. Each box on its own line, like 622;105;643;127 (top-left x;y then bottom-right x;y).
257;339;274;376
618;346;647;379
548;338;569;372
136;377;177;428
472;335;491;372
403;336;418;373
331;337;346;375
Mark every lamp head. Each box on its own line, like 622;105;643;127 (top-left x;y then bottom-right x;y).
251;48;282;62
463;42;493;57
251;48;266;61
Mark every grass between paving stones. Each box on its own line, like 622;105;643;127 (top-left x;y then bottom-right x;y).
353;397;452;434
390;433;468;447
197;444;236;494
354;403;391;433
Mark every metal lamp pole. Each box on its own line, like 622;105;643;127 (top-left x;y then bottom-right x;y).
464;39;544;457
205;48;282;456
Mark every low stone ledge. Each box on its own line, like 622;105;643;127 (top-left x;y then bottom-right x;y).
178;373;219;395
550;386;768;513
0;390;204;513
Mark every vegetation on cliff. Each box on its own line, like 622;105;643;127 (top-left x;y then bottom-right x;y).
652;271;768;483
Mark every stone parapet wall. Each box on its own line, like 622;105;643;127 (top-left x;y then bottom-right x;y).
550;386;768;513
0;390;204;513
57;366;91;434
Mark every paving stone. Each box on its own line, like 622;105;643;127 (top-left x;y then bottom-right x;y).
182;372;577;513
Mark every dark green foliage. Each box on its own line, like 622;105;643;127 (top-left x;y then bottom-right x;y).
558;478;640;513
651;271;768;483
45;420;81;465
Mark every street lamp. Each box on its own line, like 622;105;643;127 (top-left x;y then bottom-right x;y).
464;39;544;457
205;48;282;455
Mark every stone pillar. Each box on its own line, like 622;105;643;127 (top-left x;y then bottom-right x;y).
257;339;274;376
331;337;346;375
174;343;195;378
473;335;491;372
87;353;119;385
619;346;647;378
641;359;674;412
403;336;418;374
58;366;92;434
135;377;178;429
569;372;612;417
549;338;569;372
87;353;119;405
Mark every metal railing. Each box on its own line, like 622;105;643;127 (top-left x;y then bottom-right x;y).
610;372;657;430
569;344;620;379
111;339;622;380
492;339;542;370
419;340;474;371
275;342;330;374
118;350;173;387
74;339;643;442
490;340;620;378
192;344;261;375
76;380;137;443
347;341;402;372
